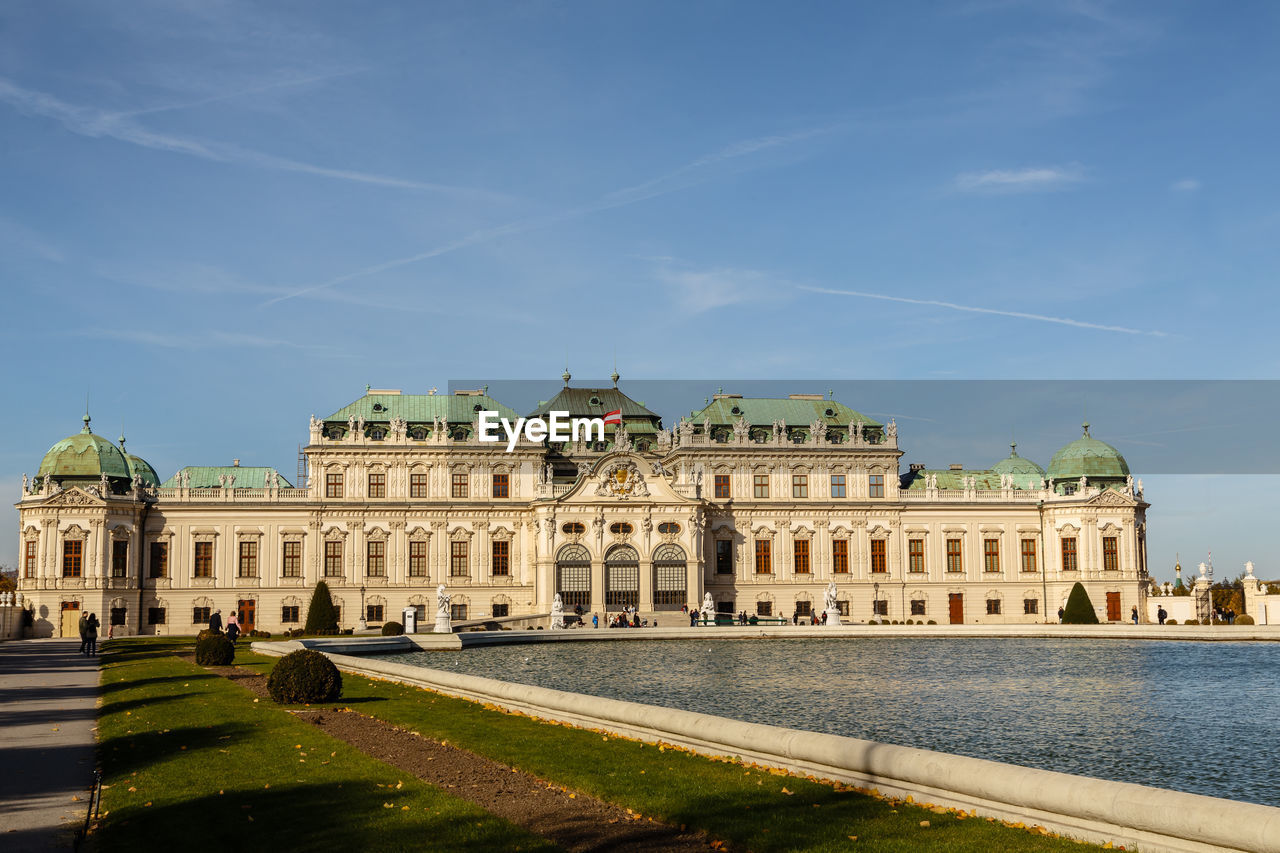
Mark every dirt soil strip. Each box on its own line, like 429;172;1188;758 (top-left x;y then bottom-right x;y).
198;660;716;852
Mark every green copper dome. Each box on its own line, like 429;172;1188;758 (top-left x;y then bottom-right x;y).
37;415;131;482
1046;422;1129;482
991;442;1047;489
119;435;161;487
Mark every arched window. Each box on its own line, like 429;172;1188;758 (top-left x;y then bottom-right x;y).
657;521;680;535
555;544;591;609
604;545;639;610
609;522;633;535
562;522;585;535
652;543;687;610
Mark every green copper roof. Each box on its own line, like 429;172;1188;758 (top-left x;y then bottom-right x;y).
990;442;1047;489
118;436;161;487
527;387;662;423
901;468;1006;491
37;415;131;481
688;396;880;430
1046;423;1129;481
162;466;294;489
323;392;518;424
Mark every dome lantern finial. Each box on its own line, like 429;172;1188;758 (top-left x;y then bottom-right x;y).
1082;420;1091;437
81;412;91;434
562;366;571;386
610;369;619;387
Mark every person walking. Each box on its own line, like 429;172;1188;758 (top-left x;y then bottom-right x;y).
208;608;223;633
1131;606;1139;625
1057;606;1065;623
689;609;698;627
226;612;241;643
77;611;89;654
592;612;599;629
85;612;99;656
1157;606;1167;625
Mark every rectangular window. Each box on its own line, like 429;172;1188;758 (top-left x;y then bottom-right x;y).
450;603;468;621
367;472;385;498
946;538;963;573
870;539;886;573
795;600;812;618
25;540;38;578
792;473;808;498
194;541;213;578
366;540;386;577
1061;537;1078;571
111;540;128;578
868;474;885;498
987;598;1002;615
983;538;1000;573
836;600;850;616
192;606;211;624
1103;536;1119;571
281;605;300;623
830;474;846;498
409;541;428;576
324;540;343;577
410;473;428;498
872;599;888;616
110;607;126;626
754;539;772;574
492;541;509;576
62;540;83;578
910;599;926;616
908;538;925;573
833;539;849;573
326;472;343;498
238;540;258;577
282;541;301;577
715;539;733;575
333;606;341;625
366;604;384;623
793;539;811;574
1021;538;1038;573
714;474;731;499
756;600;773;617
147;607;166;625
450;541;469;577
1024;598;1039;615
492;473;509;498
149;542;168;578
492;603;510;617
451;472;468;499
753;474;769;498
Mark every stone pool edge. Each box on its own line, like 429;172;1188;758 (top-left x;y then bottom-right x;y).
254;638;1280;853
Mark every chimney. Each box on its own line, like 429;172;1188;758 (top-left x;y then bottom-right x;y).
909;463;926;472
949;463;963;470
233;459;240;467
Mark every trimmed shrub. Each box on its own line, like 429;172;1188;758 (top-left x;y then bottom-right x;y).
304;581;339;634
1184;618;1198;625
1061;582;1100;624
381;621;404;636
926;620;937;625
1235;614;1255;625
267;649;342;704
195;632;235;666
1166;619;1177;625
196;628;222;641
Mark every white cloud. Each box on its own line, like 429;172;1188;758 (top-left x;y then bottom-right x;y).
656;266;779;314
800;285;1169;336
1171;178;1201;192
954;165;1085;193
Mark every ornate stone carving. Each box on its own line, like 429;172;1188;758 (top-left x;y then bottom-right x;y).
44;489;101;507
733;416;750;442
655;428;672;451
594;461;649;500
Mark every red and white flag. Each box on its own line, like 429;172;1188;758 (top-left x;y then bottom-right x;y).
602;409;622;426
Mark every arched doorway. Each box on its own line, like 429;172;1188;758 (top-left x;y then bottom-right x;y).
652;543;687;610
555;544;592;610
604;544;639;610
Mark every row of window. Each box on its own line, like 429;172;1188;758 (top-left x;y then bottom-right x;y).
713;473;883;499
717;536;1117;575
325;472;509;499
744;597;1040;617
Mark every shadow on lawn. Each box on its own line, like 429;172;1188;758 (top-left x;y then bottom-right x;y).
100;672;218;697
93;782;544;853
99;722;258;780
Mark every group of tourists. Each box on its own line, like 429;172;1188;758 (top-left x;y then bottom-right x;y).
206;609;243;642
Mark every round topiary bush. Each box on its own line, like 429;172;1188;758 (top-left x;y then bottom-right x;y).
1166;619;1177;625
267;649;342;704
195;632;235;666
926;620;937;625
1235;614;1255;625
1184;618;1198;625
381;621;404;636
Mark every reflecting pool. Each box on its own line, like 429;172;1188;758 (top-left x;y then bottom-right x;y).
390;638;1279;806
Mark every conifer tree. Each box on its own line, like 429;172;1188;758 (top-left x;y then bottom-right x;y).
304;580;339;633
1061;581;1100;624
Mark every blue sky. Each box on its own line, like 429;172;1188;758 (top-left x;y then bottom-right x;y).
3;1;1278;580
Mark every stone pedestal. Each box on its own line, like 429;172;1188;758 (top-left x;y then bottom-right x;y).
826;610;843;627
435;613;453;634
550;612;566;630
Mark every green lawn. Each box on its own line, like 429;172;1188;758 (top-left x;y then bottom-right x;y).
94;638;554;853
232;645;1103;852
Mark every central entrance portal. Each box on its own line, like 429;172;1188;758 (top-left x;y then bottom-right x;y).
605;545;639;610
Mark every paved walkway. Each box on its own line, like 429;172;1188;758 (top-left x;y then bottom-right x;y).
0;639;100;852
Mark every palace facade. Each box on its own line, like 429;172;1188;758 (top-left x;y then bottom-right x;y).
15;377;1150;636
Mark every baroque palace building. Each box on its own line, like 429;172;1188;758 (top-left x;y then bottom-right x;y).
15;376;1150;637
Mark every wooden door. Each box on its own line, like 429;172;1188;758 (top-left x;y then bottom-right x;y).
948;593;964;624
238;599;256;632
1106;592;1121;622
61;601;81;638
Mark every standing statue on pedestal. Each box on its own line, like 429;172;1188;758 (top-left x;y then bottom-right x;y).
435;584;453;634
550;593;566;630
824;581;842;627
701;592;715;624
